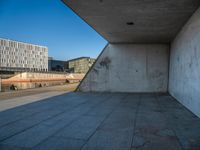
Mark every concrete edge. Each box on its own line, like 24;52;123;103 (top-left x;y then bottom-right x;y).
60;0;108;42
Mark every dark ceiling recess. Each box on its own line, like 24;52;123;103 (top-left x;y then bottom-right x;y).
99;0;103;3
126;22;134;25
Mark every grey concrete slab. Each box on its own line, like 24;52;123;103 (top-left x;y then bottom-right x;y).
0;92;200;150
0;91;65;112
0;144;30;150
2;123;69;148
0;93;112;149
0;92;88;127
132;94;182;150
132;133;182;150
84;94;126;117
63;0;200;43
0;109;61;141
99;101;138;131
54;94;127;141
81;94;139;150
0;93;91;138
33;136;85;150
82;129;133;150
119;94;140;109
55;115;105;140
157;94;200;150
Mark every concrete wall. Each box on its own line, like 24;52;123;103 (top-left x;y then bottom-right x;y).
4;72;84;81
79;44;169;92
169;8;200;117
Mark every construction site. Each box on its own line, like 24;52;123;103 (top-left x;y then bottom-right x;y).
0;0;200;150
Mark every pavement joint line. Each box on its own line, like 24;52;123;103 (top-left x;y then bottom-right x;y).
0;143;31;150
0;92;92;128
52;135;87;142
130;94;142;150
155;94;184;150
0;92;66;113
0;91;66;102
0;93;199;150
82;94;115;116
79;93;129;150
31;93;113;149
0;94;101;143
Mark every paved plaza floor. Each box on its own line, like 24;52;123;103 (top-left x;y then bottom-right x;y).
0;92;200;150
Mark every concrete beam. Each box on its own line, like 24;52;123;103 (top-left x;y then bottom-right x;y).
63;0;200;43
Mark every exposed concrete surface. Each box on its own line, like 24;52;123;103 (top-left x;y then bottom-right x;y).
63;0;200;43
0;91;66;112
169;8;200;118
0;93;200;150
79;44;169;92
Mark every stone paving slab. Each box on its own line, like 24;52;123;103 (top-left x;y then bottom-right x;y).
55;115;105;140
0;91;66;112
0;92;200;150
33;136;85;150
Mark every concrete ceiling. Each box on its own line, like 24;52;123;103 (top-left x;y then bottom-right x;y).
62;0;200;43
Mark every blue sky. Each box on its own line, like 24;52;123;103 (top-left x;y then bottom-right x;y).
0;0;107;60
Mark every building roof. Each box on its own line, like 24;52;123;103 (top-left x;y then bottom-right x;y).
0;37;48;48
67;57;94;62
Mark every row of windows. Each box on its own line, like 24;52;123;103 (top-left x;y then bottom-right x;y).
0;39;48;70
0;39;47;52
0;46;47;54
0;67;48;72
1;59;48;65
5;56;46;61
0;52;47;58
0;63;48;69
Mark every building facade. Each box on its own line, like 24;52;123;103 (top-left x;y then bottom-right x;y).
66;57;96;73
48;57;65;72
0;38;48;72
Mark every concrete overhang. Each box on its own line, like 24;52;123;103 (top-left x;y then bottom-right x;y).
63;0;200;43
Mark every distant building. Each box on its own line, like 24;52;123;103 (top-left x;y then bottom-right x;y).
66;57;96;73
0;38;48;72
48;57;65;72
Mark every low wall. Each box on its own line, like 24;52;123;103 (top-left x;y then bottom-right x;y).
7;72;84;80
1;72;85;91
169;8;200;117
79;44;169;92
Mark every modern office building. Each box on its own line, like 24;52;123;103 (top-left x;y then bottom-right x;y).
48;57;65;72
66;57;96;73
0;38;48;72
